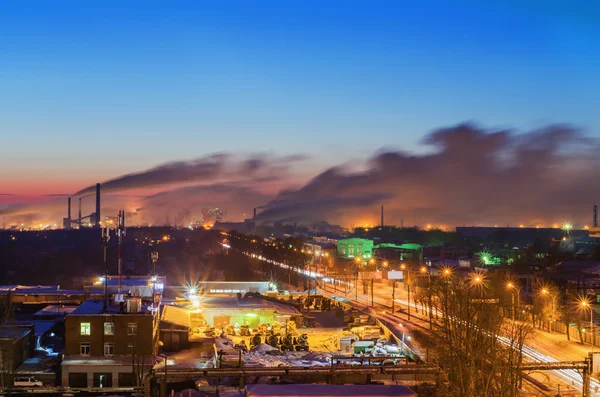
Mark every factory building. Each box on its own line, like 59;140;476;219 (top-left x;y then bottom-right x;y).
200;295;300;329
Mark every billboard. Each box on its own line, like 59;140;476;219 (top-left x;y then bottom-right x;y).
387;271;404;280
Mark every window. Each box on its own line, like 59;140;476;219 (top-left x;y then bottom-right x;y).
127;323;137;336
80;343;90;356
127;343;134;354
104;343;114;356
104;322;114;335
80;322;91;335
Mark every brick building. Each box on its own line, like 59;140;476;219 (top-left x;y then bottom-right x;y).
61;299;157;388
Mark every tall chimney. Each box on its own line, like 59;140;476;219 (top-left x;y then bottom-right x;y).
381;205;384;227
67;198;72;229
95;183;101;227
594;204;598;228
253;207;257;217
78;198;82;228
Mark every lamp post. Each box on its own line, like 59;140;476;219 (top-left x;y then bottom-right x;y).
401;264;411;320
541;288;555;332
354;256;362;302
580;300;594;350
506;282;520;322
420;266;432;330
101;227;110;312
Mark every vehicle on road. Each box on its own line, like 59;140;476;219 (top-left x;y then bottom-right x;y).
14;377;43;387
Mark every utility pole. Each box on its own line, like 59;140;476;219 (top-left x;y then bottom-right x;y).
371;278;374;307
116;210;126;294
102;227;110;312
401;264;411;320
392;280;396;313
151;250;159;307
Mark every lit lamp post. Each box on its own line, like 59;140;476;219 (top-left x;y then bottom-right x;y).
354;256;362;301
470;273;484;297
421;266;432;330
540;288;555;332
506;282;520;322
401;264;411;320
580;299;594;349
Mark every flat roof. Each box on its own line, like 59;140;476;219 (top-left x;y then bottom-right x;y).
0;285;83;295
62;355;149;366
245;384;416;397
69;299;151;315
0;326;31;341
200;295;300;315
34;305;78;317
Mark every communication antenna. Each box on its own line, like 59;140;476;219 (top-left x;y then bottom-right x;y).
116;210;126;294
151;251;159;307
101;227;111;312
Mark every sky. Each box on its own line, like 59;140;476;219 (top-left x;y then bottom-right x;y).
1;1;599;227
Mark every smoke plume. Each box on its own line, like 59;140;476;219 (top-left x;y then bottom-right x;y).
254;123;597;228
3;123;600;229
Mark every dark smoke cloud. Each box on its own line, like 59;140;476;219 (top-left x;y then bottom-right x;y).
74;153;306;197
4;123;599;228
74;154;229;196
254;123;598;227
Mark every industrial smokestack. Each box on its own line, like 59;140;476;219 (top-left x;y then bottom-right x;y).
78;198;82;228
594;204;598;228
67;197;72;229
381;205;384;227
253;207;257;217
95;183;101;227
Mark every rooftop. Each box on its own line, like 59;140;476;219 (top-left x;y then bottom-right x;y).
199;295;300;315
62;355;151;366
69;299;151;315
34;305;78;317
0;326;32;341
0;285;83;295
245;384;416;397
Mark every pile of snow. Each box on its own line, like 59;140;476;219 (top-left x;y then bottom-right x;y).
250;343;279;353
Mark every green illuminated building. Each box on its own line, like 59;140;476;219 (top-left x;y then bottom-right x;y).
337;238;374;259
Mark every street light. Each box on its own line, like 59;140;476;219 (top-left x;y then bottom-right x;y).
400;264;411;320
506;282;520;322
419;266;432;329
540;288;555;332
441;267;452;279
580;299;594;349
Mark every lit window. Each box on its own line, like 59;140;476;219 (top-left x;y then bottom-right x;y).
127;323;138;336
80;343;90;355
104;322;114;336
104;343;114;356
80;322;91;335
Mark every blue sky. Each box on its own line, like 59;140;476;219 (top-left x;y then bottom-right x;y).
1;0;599;196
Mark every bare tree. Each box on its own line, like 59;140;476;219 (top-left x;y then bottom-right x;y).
428;273;534;397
